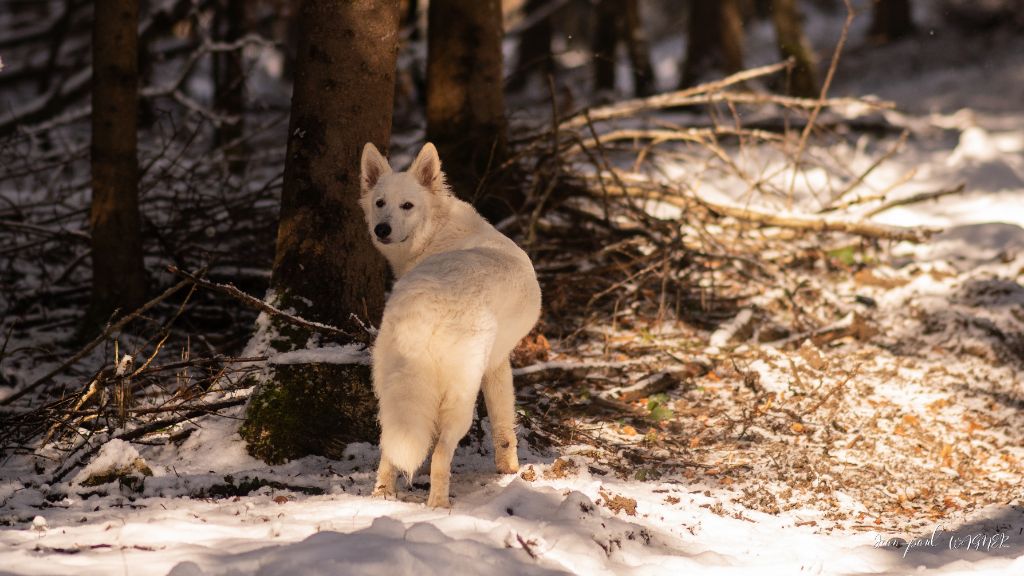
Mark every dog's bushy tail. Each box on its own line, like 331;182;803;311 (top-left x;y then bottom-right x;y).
378;387;437;480
374;314;441;480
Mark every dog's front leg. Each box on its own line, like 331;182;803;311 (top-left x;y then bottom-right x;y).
372;457;398;498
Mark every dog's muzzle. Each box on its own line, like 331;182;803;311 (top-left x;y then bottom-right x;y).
374;222;392;243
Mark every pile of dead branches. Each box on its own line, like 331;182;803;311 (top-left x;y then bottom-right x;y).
501;52;965;349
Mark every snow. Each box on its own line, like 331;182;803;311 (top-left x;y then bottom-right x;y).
69;439;145;486
4;433;1023;576
269;343;369;366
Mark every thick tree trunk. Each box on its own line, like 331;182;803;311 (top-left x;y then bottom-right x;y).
86;0;146;330
623;0;656;97
771;0;819;98
213;0;246;166
591;0;618;93
240;0;397;464
868;0;914;43
426;0;508;219
681;0;744;88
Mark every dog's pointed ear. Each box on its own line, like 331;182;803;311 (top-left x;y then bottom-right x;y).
410;142;442;190
361;142;391;193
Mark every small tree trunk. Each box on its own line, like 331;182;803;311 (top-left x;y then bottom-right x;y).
508;0;554;91
213;0;246;170
868;0;914;43
282;0;303;81
623;0;656;96
87;0;146;330
771;0;819;98
240;0;397;463
681;0;744;88
38;0;70;95
401;0;420;41
426;0;508;219
591;0;618;93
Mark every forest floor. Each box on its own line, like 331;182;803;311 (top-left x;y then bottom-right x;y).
2;3;1024;576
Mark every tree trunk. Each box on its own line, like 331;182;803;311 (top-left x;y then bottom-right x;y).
771;0;819;98
401;0;420;41
591;0;618;93
868;0;914;43
426;0;508;220
282;0;303;80
86;0;146;330
240;0;397;464
681;0;744;88
623;0;656;97
508;0;554;91
213;0;247;168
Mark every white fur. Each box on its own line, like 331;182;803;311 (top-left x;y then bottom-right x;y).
360;142;542;508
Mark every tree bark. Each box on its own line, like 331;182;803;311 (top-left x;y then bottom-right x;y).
868;0;914;43
681;0;744;88
771;0;819;98
87;0;147;331
240;0;397;463
426;0;508;219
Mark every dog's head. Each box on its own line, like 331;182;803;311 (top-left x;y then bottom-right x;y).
359;142;447;250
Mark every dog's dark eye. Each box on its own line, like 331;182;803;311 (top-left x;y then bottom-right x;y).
400;202;414;210
375;199;385;208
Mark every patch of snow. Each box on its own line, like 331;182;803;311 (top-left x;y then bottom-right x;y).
70;439;145;486
269;343;370;366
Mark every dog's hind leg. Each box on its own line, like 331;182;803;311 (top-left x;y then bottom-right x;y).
372;456;398;498
426;385;478;508
482;359;519;474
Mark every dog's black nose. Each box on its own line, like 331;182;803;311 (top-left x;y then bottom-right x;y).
374;222;391;240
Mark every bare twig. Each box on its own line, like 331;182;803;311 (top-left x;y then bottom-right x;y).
1;278;194;407
167;266;369;344
51;396;246;482
863;182;966;217
824;130;909;210
786;0;856;208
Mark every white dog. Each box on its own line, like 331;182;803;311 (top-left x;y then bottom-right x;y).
359;142;542;508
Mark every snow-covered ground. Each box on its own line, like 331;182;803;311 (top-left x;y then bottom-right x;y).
3;412;1022;576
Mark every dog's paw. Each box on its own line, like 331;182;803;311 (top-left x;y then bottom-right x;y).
495;455;520;475
426;493;451;509
372;485;396;499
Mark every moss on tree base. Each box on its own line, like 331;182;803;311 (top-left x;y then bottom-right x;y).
240;362;379;464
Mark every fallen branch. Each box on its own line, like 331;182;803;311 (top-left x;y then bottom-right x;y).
568;127;784;156
578;175;938;242
167;266;369;344
559;61;792;131
694;190;937;242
